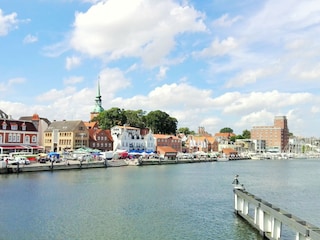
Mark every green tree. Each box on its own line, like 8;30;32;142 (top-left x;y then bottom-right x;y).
93;107;127;129
145;110;177;134
220;127;234;133
124;109;146;128
178;127;195;135
242;129;251;139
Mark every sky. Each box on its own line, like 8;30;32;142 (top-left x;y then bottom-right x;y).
1;0;320;137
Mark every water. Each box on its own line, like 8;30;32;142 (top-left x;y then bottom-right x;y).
0;159;319;240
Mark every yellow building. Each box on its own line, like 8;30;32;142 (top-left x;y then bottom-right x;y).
43;120;89;152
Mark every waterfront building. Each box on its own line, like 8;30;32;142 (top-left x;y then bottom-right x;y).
0;109;43;154
88;128;113;152
153;134;182;153
186;135;218;153
251;116;289;153
111;125;155;152
43;120;89;152
19;113;51;147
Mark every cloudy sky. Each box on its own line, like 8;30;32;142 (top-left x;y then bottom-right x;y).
1;0;320;137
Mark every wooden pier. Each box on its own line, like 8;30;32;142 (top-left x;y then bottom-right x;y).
233;187;320;240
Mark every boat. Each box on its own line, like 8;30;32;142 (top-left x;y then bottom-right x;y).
124;159;141;166
217;154;229;161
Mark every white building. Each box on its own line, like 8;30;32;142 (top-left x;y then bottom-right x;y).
110;125;155;152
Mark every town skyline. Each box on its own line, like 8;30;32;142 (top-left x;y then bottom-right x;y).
1;0;320;137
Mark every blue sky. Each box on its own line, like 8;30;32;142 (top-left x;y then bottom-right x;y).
1;0;320;137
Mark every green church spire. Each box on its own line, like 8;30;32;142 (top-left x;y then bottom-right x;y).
92;78;104;113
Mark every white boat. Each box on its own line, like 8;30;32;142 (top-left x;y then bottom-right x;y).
217;154;229;161
124;159;141;166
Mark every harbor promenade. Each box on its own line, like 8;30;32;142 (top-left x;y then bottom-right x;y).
0;157;220;174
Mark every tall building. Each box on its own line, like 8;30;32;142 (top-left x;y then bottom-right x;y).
251;116;289;152
90;80;104;121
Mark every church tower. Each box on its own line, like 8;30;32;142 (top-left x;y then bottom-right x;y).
90;80;104;121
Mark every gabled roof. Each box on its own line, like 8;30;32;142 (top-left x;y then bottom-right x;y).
0;119;37;131
45;120;84;132
88;129;113;142
153;134;179;140
84;121;99;129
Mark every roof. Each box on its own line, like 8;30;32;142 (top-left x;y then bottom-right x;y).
84;121;99;129
0;119;37;131
157;146;178;153
0;109;9;119
153;134;179;140
88;129;113;142
19;115;51;125
222;148;238;154
214;132;236;138
45;120;84;132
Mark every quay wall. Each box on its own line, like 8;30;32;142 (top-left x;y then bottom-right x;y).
0;156;251;174
234;188;320;240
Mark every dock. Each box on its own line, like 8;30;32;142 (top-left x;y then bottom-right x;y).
233;185;320;239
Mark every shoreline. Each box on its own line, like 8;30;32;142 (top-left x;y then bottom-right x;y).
0;157;250;174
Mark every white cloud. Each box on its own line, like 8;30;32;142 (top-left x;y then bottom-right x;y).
65;56;82;70
193;37;238;58
290;63;320;80
225;68;276;88
23;34;38;44
213;14;242;27
156;66;168;80
99;68;131;98
70;0;206;67
0;9;18;36
0;77;25;92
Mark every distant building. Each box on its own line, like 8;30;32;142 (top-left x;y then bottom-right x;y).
88;129;113;152
251;116;289;152
0;109;43;154
19;113;51;147
43;120;89;152
111;125;155;152
186;135;218;153
153;134;182;153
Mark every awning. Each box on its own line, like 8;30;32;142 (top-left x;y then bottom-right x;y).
0;145;27;149
29;145;44;150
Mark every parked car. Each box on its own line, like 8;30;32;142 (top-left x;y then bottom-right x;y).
38;158;47;163
14;157;30;165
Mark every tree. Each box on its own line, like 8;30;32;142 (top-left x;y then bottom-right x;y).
220;127;234;133
93;107;127;129
124;109;146;128
242;129;251;139
145;110;177;134
178;127;195;135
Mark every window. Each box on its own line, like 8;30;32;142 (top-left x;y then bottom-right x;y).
25;135;30;144
11;124;18;130
32;136;37;143
0;135;2;143
8;134;12;142
2;122;7;130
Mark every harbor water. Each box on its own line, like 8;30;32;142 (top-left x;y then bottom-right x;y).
0;159;319;240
